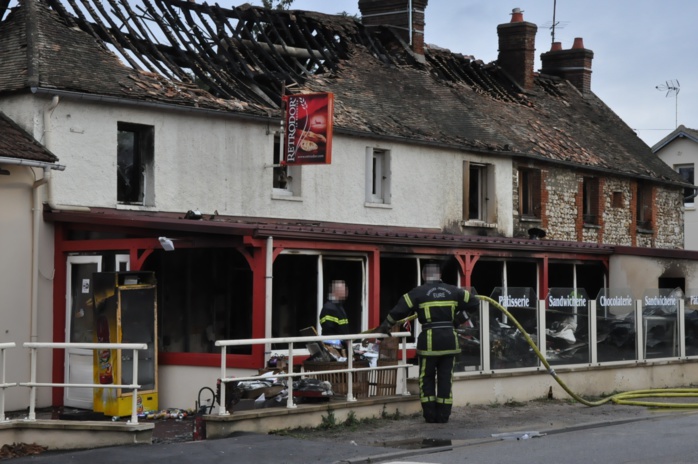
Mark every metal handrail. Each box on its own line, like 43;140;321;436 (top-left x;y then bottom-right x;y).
0;342;17;421
21;342;147;424
215;332;412;415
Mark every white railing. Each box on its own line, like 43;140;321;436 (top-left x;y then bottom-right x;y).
215;332;411;415
21;342;147;424
0;342;17;421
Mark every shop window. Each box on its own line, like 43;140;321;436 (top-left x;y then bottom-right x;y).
582;176;600;225
636;181;653;230
463;161;495;224
676;164;695;207
117;122;154;205
272;133;302;197
518;168;541;219
365;148;391;204
271;254;366;350
148;248;253;354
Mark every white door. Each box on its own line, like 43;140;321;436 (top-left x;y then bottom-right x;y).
64;256;102;409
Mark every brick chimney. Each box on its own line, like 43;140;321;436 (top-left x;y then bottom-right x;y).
540;38;594;93
358;0;428;59
497;8;537;91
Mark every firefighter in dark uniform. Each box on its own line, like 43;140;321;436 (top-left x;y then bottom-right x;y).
378;263;478;423
320;280;350;350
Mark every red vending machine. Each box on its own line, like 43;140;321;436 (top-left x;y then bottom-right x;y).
92;271;158;417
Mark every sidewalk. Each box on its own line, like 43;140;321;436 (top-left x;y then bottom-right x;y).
5;399;675;464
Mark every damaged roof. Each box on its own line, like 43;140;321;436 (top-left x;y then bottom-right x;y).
0;0;683;185
0;110;59;162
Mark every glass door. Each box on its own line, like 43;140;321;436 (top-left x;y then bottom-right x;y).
64;255;102;409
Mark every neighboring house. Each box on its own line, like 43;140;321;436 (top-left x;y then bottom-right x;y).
0;110;62;409
652;125;698;250
0;0;696;412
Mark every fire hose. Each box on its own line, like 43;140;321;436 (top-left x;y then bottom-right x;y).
478;294;698;409
373;294;698;408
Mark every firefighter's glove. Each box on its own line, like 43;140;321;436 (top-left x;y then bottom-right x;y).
455;310;470;327
378;320;393;337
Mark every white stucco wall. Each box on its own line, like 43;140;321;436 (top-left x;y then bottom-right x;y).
3;95;514;234
0;165;54;411
655;137;698;250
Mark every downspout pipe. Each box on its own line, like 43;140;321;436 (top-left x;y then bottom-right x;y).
30;176;48;343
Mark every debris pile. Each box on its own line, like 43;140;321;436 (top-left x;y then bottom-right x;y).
0;442;47;460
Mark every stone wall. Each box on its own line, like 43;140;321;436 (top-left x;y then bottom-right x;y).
512;162;683;249
654;185;684;249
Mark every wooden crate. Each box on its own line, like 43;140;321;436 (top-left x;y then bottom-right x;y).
302;360;369;398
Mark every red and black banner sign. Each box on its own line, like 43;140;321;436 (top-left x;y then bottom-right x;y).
282;92;334;165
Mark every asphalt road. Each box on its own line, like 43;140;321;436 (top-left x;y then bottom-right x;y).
381;411;698;464
8;410;698;463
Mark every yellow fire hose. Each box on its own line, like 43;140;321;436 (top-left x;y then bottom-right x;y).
370;295;698;408
478;294;698;409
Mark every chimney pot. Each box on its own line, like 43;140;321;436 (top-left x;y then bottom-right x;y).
510;8;524;23
550;42;562;51
572;37;585;49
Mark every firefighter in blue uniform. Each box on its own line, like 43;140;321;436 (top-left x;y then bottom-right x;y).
378;263;478;423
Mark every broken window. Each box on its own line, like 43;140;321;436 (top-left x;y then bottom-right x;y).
635;181;653;230
676;164;695;207
518;168;541;220
270;253;366;351
117;122;154;205
582;176;600;225
366;148;391;204
145;248;253;355
463;161;495;224
272;133;301;197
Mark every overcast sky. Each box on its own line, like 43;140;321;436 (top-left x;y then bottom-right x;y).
274;1;697;148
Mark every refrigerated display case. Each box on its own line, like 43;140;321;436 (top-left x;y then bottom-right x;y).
92;271;158;417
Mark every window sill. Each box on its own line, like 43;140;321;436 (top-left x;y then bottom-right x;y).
272;191;302;201
364;202;392;209
519;217;541;223
636;227;654;235
116;203;155;210
462;220;497;228
583;223;601;229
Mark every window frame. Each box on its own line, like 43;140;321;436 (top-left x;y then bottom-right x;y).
518;167;541;220
117;122;154;206
675;164;695;208
272;133;302;198
365;148;391;205
582;176;600;225
636;180;653;231
463;161;495;225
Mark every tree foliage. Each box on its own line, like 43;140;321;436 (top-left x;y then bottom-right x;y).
261;0;294;10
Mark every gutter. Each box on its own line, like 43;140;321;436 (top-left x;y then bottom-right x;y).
30;87;277;125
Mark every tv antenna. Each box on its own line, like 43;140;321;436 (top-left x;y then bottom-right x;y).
656;80;680;128
542;0;569;44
